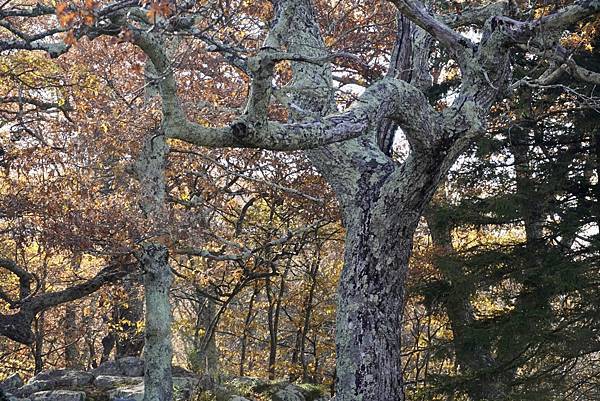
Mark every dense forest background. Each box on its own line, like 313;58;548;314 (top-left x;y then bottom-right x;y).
2;0;600;400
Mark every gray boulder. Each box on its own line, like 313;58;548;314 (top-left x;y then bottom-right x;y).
227;377;267;394
7;395;30;401
12;383;44;398
13;370;92;398
93;376;142;391
0;374;24;392
30;391;85;401
27;371;93;387
173;376;200;390
106;377;200;401
25;370;94;391
91;358;144;378
107;384;143;401
272;384;305;401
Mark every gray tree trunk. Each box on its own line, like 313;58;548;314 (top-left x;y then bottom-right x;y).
269;2;448;399
135;132;173;401
140;243;173;401
64;303;80;368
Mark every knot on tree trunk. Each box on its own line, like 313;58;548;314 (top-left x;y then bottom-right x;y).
138;243;170;281
231;121;249;139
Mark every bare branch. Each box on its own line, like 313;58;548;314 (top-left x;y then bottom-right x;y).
0;261;133;344
442;1;511;28
389;0;475;69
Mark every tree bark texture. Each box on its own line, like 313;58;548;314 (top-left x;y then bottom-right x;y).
135;132;173;401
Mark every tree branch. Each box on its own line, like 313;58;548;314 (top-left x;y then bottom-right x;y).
389;0;475;69
0;261;132;344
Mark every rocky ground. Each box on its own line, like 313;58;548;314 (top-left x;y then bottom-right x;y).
0;358;329;401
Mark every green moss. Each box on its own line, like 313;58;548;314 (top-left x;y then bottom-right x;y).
296;383;328;401
79;386;109;401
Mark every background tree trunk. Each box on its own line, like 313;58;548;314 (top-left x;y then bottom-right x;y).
239;284;258;377
116;274;145;358
64;303;80;368
426;208;510;400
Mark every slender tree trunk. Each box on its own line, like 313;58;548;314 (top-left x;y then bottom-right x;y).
239;284;258;377
203;298;219;376
64;304;80;368
64;255;82;368
190;291;218;376
265;279;276;379
265;260;289;380
135;131;173;401
33;312;44;374
116;274;144;358
140;243;173;401
289;328;302;382
301;255;320;382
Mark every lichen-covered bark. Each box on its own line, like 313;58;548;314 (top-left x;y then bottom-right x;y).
335;210;414;401
269;1;452;399
134;133;173;401
126;1;598;400
266;2;513;400
140;243;173;401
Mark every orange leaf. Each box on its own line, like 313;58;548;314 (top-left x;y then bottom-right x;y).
64;31;77;46
132;64;143;74
158;0;172;16
146;7;157;21
55;2;68;14
58;11;76;27
83;14;95;26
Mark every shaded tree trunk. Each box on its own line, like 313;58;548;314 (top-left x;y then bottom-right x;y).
64;303;80;368
33;312;44;374
100;331;116;364
116;274;145;358
426;209;510;401
239;284;258;377
202;298;219;376
266;264;288;380
301;252;320;383
64;255;82;368
190;291;219;376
